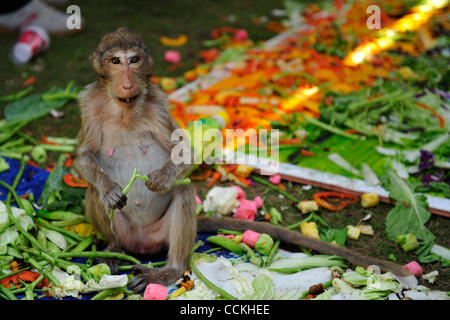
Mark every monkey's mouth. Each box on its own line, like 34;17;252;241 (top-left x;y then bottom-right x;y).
117;95;139;106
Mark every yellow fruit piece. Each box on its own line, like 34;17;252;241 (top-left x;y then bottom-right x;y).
160;35;188;46
357;224;374;236
65;222;95;237
160;78;177;92
361;193;379;208
300;221;320;240
234;234;243;243
347;225;361;240
234;164;254;178
297;200;319;214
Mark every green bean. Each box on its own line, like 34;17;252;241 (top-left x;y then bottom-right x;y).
54;251;141;265
91;287;125;300
23;252;60;287
36;218;85;242
265;240;280;266
217;229;243;236
251;175;300;203
4;202;47;252
70;235;93;254
0;283;17;300
206;236;244;255
0;267;31;282
50;217;87;227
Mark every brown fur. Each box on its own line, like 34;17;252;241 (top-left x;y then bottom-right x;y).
75;27;411;293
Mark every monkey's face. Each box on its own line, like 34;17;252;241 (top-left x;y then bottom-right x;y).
101;49;149;109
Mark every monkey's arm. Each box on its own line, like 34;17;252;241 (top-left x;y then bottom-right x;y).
74;148;127;210
145;115;194;193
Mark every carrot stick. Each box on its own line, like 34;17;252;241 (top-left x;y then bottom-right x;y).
207;171;222;187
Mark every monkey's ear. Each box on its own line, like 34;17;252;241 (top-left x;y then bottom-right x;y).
90;50;104;76
146;52;154;76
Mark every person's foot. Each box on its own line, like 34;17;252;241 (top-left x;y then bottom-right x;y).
0;0;83;34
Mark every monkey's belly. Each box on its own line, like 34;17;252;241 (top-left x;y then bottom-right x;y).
99;143;172;218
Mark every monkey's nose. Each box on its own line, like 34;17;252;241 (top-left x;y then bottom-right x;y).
122;82;133;90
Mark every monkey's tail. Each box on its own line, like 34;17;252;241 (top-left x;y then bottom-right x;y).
197;216;412;277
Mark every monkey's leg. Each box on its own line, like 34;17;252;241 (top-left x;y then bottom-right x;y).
129;185;197;293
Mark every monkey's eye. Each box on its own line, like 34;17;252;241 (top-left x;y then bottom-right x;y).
129;56;140;64
110;57;121;64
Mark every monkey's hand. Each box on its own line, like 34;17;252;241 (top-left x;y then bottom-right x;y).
145;166;175;193
103;182;127;210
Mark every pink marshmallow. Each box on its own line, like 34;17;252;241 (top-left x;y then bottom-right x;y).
143;283;168;300
268;174;281;185
235;29;248;41
403;261;422;276
233;199;257;221
253;196;263;209
242;229;261;248
164;50;181;64
195;195;203;205
230;185;246;201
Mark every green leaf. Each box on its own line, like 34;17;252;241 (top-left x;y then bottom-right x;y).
40;155;66;210
3;85;78;125
320;228;348;247
382;169;435;259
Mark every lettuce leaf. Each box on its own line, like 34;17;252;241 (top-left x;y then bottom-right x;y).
382;169;435;258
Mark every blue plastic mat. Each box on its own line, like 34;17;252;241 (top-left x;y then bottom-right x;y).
0;156;235;299
0;157;49;201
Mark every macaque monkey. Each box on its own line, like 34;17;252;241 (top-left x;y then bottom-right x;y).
75;27;411;293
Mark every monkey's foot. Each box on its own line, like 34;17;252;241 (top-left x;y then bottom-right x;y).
129;265;181;293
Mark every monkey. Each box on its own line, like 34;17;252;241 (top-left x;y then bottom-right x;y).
74;27;412;294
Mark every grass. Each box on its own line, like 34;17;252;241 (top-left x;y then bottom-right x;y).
0;0;449;293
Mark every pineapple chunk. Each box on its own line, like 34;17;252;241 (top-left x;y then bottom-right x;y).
347;225;361;240
361;193;379;208
297;200;319;214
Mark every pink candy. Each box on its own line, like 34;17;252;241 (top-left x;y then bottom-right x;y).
231;186;263;221
143;283;168;300
234;199;257;221
235;29;248;41
195;195;203;205
403;261;422;276
230;185;246;201
268;174;281;185
253;196;263;209
164;50;181;64
242;230;261;248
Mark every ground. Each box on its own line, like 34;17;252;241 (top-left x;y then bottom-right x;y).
0;0;448;292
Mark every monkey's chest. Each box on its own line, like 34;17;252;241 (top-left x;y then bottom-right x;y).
98;142;172;217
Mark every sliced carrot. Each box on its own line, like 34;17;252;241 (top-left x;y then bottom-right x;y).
23;76;36;86
300;149;315;157
235;175;252;186
207;171;222;188
64;158;74;167
190;168;212;180
63;174;89;188
279;138;303;145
